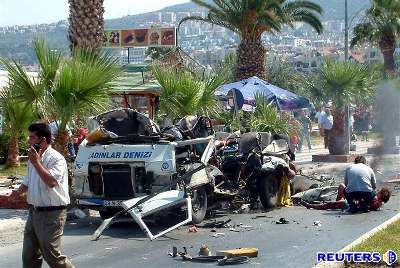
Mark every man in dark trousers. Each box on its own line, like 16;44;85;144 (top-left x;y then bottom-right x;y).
343;155;377;212
10;123;74;268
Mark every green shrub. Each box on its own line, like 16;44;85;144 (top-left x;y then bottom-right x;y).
0;131;29;164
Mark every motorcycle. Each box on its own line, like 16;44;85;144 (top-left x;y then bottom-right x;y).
214;132;293;209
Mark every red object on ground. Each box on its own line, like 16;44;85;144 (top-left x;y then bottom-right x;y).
0;193;29;209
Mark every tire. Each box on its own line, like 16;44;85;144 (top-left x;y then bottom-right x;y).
99;208;120;220
258;173;278;209
190;187;207;224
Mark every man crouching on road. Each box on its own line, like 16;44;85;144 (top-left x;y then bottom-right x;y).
302;155;390;212
343;155;377;212
10;123;74;268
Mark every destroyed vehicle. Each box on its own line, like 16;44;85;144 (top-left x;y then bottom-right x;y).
215;132;292;208
73;109;215;224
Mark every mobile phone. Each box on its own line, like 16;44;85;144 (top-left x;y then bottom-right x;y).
33;143;41;152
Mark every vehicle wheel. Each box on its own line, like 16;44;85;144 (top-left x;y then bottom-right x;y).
99;208;120;219
190;187;207;224
258;174;278;209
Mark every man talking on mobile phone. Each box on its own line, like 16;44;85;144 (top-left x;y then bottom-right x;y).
10;123;74;268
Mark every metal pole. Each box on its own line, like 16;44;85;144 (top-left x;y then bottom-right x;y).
344;0;349;61
344;0;351;154
232;90;242;132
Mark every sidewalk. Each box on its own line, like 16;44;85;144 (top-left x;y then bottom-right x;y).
295;140;378;164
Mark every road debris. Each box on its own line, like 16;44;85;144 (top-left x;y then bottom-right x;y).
216;247;258;258
276;217;290;224
171;246;255;265
199;244;212;256
211;232;226;238
251;215;272;219
202;219;232;229
168;246;178;257
313;221;322;227
218;256;250;266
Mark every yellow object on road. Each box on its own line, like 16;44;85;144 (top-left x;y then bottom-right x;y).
276;175;292;207
216;247;258;258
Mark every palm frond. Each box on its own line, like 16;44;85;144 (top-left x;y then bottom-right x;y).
314;60;378;108
0;86;36;135
0;57;43;109
152;64;225;118
33;38;62;88
182;0;323;37
249;93;290;135
350;23;376;47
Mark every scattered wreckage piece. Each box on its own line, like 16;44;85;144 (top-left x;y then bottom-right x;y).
170;245;253;266
275;217;290;224
216;248;258;258
122;190;192;240
91;164;205;241
291;172;336;195
291;186;339;203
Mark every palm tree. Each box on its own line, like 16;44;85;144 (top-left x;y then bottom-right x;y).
179;0;323;81
249;94;290;135
68;0;105;50
309;60;377;155
0;88;36;167
152;65;226;119
351;0;400;74
1;39;121;157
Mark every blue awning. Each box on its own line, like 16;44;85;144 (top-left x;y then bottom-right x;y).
216;76;311;110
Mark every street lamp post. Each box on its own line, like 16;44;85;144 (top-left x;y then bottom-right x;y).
344;0;351;154
344;0;349;61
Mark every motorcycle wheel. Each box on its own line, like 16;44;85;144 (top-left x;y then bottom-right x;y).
258;173;278;209
190;187;207;224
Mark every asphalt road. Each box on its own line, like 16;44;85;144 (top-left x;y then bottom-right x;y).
0;162;399;268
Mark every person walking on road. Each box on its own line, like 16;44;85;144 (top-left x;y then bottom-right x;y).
319;108;333;149
10;123;74;268
298;109;312;152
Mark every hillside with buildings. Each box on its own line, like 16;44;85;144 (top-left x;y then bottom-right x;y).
0;0;379;70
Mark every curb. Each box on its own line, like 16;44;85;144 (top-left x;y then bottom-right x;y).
314;212;400;268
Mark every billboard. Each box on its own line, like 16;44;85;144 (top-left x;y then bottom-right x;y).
103;27;176;48
103;30;122;47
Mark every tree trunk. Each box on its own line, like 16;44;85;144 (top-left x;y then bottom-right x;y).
53;130;70;159
379;35;396;74
68;0;105;51
6;136;20;167
328;108;347;155
235;37;267;81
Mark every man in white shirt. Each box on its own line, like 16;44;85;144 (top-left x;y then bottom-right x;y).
10;123;74;268
315;107;325;125
319;108;333;148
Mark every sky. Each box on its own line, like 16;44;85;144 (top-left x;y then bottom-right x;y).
0;0;189;27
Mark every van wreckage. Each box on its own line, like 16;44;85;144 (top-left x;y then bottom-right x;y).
73;108;323;240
